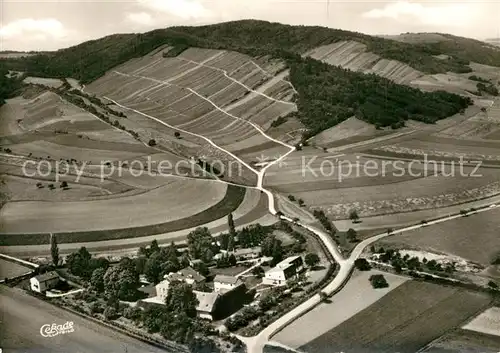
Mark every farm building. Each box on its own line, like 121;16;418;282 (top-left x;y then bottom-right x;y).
263;255;304;286
232;247;262;260
30;271;59;293
194;291;220;320
155;267;205;301
214;275;243;293
141;282;249;321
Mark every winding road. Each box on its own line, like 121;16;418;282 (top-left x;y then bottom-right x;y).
4;64;498;353
99;72;500;353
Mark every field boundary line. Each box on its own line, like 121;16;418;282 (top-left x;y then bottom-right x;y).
175;57;295;106
0;253;39;268
103;93;259;175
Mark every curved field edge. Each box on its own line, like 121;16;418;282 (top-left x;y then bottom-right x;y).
0;184;245;246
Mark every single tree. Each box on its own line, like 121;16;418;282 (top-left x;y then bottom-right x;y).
50;234;59;267
148;139;156;147
304;253;320;267
349;209;359;223
174;131;181;139
60;181;68;188
90;267;106;292
228;213;236;237
354;258;371;271
144;252;163;284
227;235;235;252
346;228;357;242
150;239;160;254
369;274;389;289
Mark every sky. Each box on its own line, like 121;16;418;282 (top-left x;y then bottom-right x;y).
1;0;499;51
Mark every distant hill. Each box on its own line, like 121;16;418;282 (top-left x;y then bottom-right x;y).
2;20;491;135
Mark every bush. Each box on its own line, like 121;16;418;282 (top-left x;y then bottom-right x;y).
354;258;371;271
89;301;104;314
103;306;119;320
369;274;389;289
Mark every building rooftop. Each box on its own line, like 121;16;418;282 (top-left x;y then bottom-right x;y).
193;290;219;313
164;266;205;283
233;247;262;256
276;255;302;269
214;274;242;285
33;271;59;282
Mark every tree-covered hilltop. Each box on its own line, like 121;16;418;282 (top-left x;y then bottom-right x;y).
0;20;478;132
0;64;24;106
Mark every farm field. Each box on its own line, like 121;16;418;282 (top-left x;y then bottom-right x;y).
333;193;500;231
300;281;492;353
422;329;500;353
0;177;227;233
84;47;296;167
306;42;498;96
273;270;409;349
371;136;500;162
377;207;500;265
0;258;33;278
309;117;390;148
0;184;273;247
463;307;500;337
22;76;63;88
290;165;499;220
0;189;274;255
0;174;112;201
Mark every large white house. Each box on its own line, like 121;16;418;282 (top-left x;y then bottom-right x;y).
156;267;205;301
262;255;304;286
30;271;60;293
213;275;243;293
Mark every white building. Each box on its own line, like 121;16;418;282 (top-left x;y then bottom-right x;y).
155;267;205;301
30;271;60;293
213;275;243;293
263;256;304;286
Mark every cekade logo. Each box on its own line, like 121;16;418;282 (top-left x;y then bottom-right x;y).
40;321;75;337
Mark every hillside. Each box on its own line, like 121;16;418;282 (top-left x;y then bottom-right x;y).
3;20;490;135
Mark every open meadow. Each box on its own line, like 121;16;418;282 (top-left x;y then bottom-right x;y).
377;207;500;266
300;281;492;353
273;270;409;349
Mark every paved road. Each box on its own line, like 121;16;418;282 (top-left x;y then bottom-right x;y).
0;286;171;353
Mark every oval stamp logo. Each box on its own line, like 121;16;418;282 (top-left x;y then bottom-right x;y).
40;321;75;337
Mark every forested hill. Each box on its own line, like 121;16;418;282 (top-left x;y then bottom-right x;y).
0;20;479;134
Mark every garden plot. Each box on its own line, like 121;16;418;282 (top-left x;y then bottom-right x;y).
274;270;408;349
301;281;491;353
463;307;500;337
0;177;228;233
378;207;500;266
306;41;423;84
